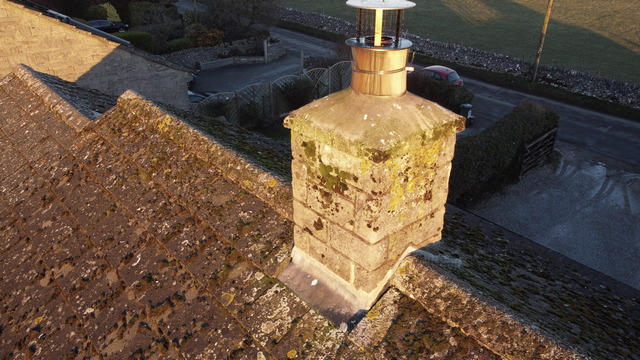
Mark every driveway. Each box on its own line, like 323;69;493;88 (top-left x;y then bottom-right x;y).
192;54;303;94
468;142;640;290
191;27;343;94
460;71;640;290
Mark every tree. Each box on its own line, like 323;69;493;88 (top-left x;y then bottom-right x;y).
28;0;92;18
199;0;276;40
109;0;132;24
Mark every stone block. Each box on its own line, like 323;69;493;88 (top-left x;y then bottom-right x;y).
293;200;328;243
352;191;432;244
353;259;397;294
303;157;359;202
291;162;308;203
297;233;354;284
305;180;356;225
292;225;313;254
388;215;443;260
328;223;388;271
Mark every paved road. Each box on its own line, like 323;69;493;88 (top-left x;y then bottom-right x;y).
192;27;346;94
269;27;344;59
173;0;206;14
463;77;640;169
192;55;303;94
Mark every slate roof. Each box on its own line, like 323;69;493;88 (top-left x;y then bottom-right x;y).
0;65;638;360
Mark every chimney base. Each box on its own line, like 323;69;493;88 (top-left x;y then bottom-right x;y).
284;89;465;312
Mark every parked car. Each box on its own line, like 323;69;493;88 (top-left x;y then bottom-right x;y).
88;19;129;33
417;65;464;86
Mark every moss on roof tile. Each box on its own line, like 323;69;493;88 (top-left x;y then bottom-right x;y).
394;205;640;360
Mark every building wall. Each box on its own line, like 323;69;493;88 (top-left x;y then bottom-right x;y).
0;0;190;109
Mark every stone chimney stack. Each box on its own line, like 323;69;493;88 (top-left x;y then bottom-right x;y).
284;0;465;311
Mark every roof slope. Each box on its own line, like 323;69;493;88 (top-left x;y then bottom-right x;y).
0;66;326;358
0;66;504;359
1;65;636;359
394;206;640;360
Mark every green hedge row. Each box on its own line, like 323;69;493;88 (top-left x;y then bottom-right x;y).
114;31;154;53
407;72;474;112
448;101;559;206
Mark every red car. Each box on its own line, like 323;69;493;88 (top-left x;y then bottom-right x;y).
417;65;464;86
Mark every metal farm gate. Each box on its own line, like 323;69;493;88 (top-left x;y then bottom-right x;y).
519;127;558;178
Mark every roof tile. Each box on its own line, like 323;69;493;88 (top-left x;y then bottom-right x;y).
35;152;76;188
0;135;26;179
28;137;66;169
40;229;91;270
178;306;257;359
270;308;345;359
4;64;635;359
0;211;22;254
239;282;309;348
208;251;276;315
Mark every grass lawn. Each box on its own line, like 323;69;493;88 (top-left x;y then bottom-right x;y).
280;0;640;85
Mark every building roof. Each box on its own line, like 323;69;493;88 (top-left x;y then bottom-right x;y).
0;65;638;359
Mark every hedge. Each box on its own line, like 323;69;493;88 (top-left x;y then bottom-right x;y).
407;70;474;112
448;101;560;206
166;37;195;53
114;31;154;53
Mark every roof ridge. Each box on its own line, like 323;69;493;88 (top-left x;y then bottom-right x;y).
112;91;294;219
391;254;586;359
12;64;90;132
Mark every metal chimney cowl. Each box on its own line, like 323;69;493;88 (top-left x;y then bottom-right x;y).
346;0;415;97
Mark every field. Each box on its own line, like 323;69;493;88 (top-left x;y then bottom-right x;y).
280;0;640;85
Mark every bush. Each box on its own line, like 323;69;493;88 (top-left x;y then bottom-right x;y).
182;11;196;26
165;37;195;53
136;22;185;54
277;77;315;112
186;24;224;47
115;31;154;53
129;1;181;26
407;72;474;112
86;3;121;21
86;5;107;20
448;102;559;206
239;101;263;129
102;3;121;22
201;99;231;119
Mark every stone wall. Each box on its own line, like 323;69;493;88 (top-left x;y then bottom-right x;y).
0;0;191;109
